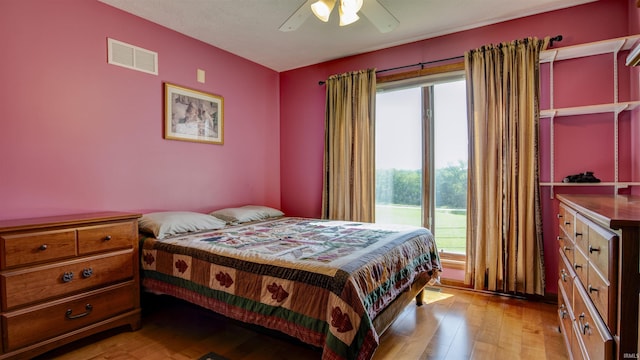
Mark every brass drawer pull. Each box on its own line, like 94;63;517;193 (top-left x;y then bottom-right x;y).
578;313;590;335
575;232;582;237
563;246;572;252
588;285;599;293
565;221;571;226
82;268;93;278
62;272;74;283
65;304;93;320
573;263;582;270
39;244;48;251
588;245;601;253
557;214;563;218
104;235;112;241
559;304;568;319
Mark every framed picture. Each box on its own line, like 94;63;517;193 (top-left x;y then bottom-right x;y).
164;83;224;144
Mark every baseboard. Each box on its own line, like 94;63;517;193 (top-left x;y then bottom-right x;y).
435;283;559;305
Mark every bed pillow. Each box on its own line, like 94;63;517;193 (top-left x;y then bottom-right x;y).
139;211;227;239
209;205;284;224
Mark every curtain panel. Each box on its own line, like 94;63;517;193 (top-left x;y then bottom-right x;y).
321;69;376;222
464;38;546;295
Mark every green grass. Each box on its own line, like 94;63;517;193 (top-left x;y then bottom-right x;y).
375;204;466;253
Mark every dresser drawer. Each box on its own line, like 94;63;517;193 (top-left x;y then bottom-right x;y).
587;263;615;331
2;282;137;352
1;229;77;269
574;215;589;255
559;203;576;242
77;221;136;255
559;234;575;265
559;249;574;302
573;247;588;287
558;280;574;350
573;283;614;360
2;250;133;310
571;321;586;360
586;222;616;280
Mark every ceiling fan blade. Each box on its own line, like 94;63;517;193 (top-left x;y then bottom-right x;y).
279;0;315;32
360;0;399;33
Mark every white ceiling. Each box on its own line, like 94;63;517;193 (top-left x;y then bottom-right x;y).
98;0;596;72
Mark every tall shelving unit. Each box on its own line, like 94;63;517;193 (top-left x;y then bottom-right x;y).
539;35;640;198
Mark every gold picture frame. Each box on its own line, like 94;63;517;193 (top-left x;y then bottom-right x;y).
164;83;224;144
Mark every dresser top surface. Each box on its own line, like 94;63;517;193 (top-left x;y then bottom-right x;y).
557;194;640;229
0;211;142;233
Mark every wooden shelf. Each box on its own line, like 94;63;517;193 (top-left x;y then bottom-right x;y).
540;35;640;63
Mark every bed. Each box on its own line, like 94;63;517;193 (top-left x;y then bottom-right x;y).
138;207;441;360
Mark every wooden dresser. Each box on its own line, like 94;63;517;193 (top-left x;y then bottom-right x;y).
0;212;142;359
556;194;640;360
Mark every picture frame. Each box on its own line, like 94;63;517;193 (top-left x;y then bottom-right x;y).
164;83;224;144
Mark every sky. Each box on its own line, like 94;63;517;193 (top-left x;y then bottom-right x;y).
375;79;468;170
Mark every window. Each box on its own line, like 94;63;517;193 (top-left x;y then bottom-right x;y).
375;87;423;227
432;79;468;254
375;69;468;264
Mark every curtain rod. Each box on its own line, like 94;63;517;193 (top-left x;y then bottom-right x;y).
317;35;563;86
317;56;462;86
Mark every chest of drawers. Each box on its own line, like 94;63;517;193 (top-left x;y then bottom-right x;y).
0;212;141;359
556;194;640;360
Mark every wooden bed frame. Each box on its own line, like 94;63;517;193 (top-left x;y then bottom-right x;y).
373;273;431;335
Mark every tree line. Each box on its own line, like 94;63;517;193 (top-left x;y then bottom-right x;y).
375;161;467;209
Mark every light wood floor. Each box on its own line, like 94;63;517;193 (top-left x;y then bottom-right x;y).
36;286;568;360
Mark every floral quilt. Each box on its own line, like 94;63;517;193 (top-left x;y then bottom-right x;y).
140;217;440;360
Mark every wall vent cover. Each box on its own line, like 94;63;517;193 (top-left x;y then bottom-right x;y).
107;38;158;75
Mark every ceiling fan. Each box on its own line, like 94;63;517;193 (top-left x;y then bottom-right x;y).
279;0;399;33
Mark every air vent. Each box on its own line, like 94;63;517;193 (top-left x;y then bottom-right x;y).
107;38;158;75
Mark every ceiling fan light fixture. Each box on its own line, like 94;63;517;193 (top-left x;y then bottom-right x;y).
338;0;362;26
340;0;363;14
281;0;397;33
311;0;336;22
339;8;359;26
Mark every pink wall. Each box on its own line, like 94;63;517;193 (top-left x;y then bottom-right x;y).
0;0;281;220
279;0;633;295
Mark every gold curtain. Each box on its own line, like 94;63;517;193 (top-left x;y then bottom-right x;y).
321;69;376;222
464;38;546;295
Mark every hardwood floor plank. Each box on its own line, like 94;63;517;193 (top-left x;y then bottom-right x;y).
469;341;498;360
474;298;503;346
35;286;567;360
498;304;522;355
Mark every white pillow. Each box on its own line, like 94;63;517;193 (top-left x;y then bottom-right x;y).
139;211;227;239
209;205;284;224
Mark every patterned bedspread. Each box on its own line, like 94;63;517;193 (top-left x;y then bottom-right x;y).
140;217;440;360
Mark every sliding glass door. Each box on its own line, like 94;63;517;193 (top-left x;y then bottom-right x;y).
432;79;467;254
375;74;468;256
375;87;423;227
